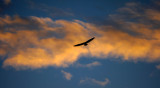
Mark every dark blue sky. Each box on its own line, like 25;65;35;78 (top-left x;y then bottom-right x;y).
0;0;160;88
1;0;152;19
0;58;160;88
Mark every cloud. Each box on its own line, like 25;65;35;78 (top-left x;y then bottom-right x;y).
61;70;72;80
0;15;89;69
0;15;30;26
80;78;109;86
76;61;101;68
4;0;11;5
0;2;160;69
146;9;160;21
156;64;160;69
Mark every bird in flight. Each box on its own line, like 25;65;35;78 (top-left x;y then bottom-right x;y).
74;37;95;47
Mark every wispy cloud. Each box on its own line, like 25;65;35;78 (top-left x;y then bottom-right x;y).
4;0;11;5
76;61;101;68
156;64;160;70
61;70;72;80
80;78;109;86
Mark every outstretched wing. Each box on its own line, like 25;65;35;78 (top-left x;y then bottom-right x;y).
85;37;95;43
74;37;95;47
74;43;84;46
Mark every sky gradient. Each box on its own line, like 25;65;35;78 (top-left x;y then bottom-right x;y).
0;0;160;88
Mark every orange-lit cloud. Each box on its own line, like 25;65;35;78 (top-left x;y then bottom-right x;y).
0;16;89;69
0;2;160;69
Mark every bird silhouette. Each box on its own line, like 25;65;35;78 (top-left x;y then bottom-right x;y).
74;37;95;47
